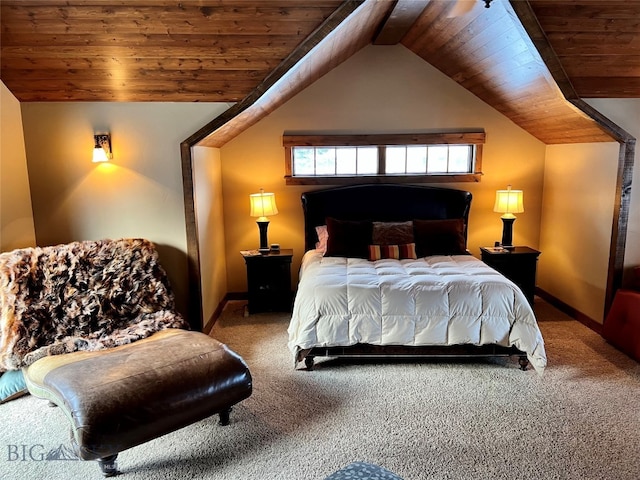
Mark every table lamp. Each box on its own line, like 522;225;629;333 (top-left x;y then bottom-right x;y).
493;185;524;248
250;189;278;253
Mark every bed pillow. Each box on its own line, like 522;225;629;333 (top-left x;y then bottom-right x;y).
413;219;466;257
368;243;417;261
315;225;328;253
0;370;28;404
372;221;414;245
325;218;372;258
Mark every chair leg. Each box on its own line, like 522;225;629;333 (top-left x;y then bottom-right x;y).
219;407;232;426
98;454;119;477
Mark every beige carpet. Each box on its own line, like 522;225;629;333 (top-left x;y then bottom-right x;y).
2;298;639;479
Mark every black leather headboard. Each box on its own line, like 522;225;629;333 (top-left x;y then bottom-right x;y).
301;184;472;251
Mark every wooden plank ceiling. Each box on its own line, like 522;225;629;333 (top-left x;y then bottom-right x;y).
0;0;344;101
529;0;640;98
2;0;638;144
400;0;616;143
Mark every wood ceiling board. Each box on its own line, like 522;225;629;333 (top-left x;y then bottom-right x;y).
0;0;344;102
0;56;282;71
1;33;313;48
0;3;343;32
403;0;615;144
568;77;640;97
528;1;640;19
559;55;640;77
529;0;640;98
544;32;640;56
456;50;546;92
421;8;512;69
402;1;492;60
196;0;394;148
6;82;253;103
373;0;430;45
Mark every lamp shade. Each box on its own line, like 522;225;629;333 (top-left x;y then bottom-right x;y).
493;187;524;216
250;191;278;219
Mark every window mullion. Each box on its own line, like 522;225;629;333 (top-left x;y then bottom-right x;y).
404;146;408;175
313;148;318;176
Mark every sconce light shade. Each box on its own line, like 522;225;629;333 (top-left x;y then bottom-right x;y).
93;134;112;163
493;185;524;247
250;189;278;252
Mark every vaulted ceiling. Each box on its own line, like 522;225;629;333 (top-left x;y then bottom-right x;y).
2;0;639;145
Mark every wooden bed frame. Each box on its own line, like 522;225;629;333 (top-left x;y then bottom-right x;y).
298;184;528;370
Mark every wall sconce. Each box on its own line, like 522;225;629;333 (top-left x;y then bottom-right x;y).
493;185;524;248
92;134;112;163
250;189;278;253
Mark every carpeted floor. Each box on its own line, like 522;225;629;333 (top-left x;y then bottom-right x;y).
2;298;639;479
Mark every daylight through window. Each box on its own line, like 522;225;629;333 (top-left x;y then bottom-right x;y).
283;133;484;185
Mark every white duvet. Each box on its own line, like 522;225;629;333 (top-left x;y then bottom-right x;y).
288;250;547;373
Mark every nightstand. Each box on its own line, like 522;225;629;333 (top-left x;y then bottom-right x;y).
241;249;293;314
480;246;541;306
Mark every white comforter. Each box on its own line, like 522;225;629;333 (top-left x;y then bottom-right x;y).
288;251;547;373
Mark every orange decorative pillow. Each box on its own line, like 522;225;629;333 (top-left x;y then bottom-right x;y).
368;243;417;261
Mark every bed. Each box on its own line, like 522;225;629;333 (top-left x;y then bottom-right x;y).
287;184;547;373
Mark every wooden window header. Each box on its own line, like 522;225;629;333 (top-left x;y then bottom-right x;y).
283;132;486;147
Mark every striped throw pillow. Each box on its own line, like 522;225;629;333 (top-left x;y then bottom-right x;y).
368;243;417;261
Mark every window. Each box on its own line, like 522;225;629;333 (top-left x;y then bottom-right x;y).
283;133;484;185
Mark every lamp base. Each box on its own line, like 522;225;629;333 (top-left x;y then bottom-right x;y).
500;216;516;247
257;220;270;252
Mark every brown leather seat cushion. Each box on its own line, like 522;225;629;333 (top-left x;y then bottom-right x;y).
24;329;252;460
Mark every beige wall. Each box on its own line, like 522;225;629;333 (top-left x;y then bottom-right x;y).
0;81;36;251
193;145;227;328
538;142;619;322
19;102;227;319
220;45;547;293
586;99;640;286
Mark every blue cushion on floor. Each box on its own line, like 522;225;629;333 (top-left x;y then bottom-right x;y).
324;462;403;480
0;370;28;404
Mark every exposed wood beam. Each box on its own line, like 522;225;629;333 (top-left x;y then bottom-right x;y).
373;0;430;45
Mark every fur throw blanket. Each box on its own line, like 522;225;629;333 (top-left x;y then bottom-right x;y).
0;238;189;371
